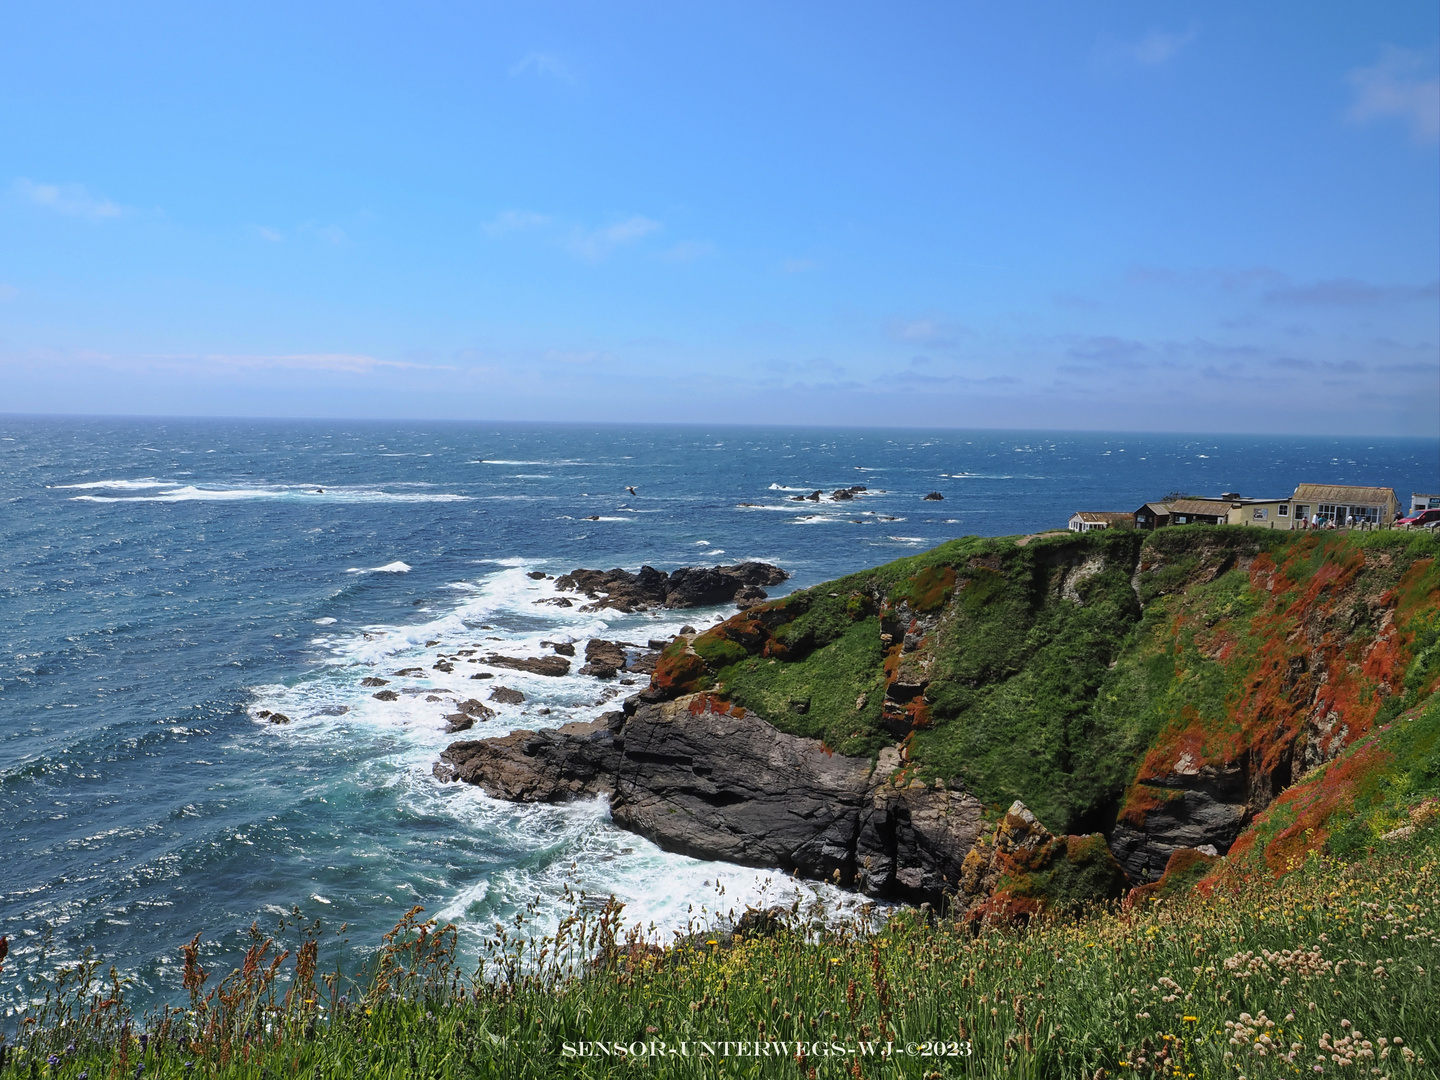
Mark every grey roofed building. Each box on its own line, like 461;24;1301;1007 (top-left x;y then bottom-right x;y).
1163;498;1234;525
1133;502;1172;529
1290;484;1398;527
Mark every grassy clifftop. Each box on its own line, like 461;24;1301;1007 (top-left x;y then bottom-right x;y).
649;526;1440;868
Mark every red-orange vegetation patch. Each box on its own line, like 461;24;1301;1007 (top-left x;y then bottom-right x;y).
758;638;791;660
1249;550;1278;579
1360;625;1405;685
1124;846;1220;908
1258;737;1391;874
686;692;745;719
1133;705;1243;785
903;565;957;613
1118;781;1185;829
967;892;1043;928
1279;542;1366;621
649;651;711;698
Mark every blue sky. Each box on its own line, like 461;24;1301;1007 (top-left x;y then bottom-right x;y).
1;2;1437;433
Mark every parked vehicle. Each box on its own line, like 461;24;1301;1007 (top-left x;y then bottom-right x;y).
1396;508;1440;528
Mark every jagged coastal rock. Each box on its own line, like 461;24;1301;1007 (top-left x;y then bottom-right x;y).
436;693;1000;904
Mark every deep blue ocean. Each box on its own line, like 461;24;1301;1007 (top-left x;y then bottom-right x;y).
1;416;1435;1011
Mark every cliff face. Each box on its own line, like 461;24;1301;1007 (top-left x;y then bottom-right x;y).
640;527;1439;884
438;527;1439;910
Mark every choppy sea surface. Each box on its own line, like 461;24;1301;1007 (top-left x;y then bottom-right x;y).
1;416;1434;1009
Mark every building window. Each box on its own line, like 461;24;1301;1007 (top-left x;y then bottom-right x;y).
1278;504;1289;516
1318;504;1338;523
1294;504;1308;519
1353;505;1379;524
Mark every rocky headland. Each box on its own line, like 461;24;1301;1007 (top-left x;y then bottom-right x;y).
435;528;1440;917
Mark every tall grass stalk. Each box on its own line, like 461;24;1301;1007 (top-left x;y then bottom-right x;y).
2;833;1436;1078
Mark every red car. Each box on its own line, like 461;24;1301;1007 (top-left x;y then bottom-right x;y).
1397;508;1440;528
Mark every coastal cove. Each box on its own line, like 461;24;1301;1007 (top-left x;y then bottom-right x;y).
1;418;1435;1011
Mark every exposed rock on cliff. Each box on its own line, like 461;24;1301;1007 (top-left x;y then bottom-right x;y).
957;802;1128;924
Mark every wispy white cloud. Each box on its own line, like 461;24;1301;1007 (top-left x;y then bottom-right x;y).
1092;26;1198;71
563;216;661;261
1264;277;1439;306
480;210;663;261
0;283;17;302
305;223;348;245
197;353;450;374
779;257;818;274
257;226;284;243
759;356;848;378
1346;46;1440;143
509;52;573;82
481;209;552;236
13;178;126;220
655;240;716;263
888;317;970;349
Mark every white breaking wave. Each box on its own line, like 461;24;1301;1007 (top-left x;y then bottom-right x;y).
346;562;412;574
54;478;181;490
245;561;864;950
67;483;470;504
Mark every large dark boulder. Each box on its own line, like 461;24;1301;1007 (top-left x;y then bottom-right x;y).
609;696;874;883
579;639;630;678
434;713;623;800
1108;764;1248;882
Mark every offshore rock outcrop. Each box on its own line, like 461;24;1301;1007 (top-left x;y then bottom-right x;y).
554;562;789;613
